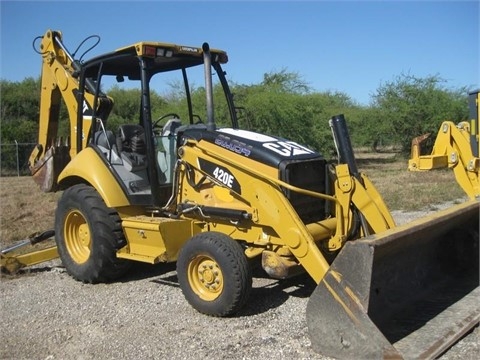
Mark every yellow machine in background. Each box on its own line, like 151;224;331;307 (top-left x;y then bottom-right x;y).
409;90;479;199
1;29;478;359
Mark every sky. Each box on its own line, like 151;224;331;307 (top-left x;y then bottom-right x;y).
1;0;479;105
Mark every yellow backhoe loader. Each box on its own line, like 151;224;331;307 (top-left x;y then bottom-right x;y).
1;29;478;359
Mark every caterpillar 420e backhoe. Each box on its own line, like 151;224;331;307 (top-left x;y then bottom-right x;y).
2;29;478;359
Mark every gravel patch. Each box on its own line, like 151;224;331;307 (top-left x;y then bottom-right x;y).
1;204;478;360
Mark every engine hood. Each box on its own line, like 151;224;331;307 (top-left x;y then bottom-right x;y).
181;127;323;168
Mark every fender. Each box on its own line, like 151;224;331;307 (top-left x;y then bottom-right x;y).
58;147;130;208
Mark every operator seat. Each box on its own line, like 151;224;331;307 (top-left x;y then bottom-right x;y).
117;124;147;173
117;124;146;154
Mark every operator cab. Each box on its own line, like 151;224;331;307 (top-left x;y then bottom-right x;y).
77;41;235;207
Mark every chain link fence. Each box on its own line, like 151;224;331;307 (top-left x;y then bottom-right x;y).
0;142;36;176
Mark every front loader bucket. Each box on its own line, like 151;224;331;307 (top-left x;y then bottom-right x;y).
307;200;479;359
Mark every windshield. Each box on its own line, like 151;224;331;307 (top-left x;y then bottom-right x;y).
92;62;234;133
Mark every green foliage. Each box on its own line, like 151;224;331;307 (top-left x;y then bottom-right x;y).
233;77;360;155
0;79;41;154
1;119;38;143
106;86;142;124
0;71;470;165
261;68;312;94
0;118;38;176
369;73;468;154
0;78;40;122
103;86;171;131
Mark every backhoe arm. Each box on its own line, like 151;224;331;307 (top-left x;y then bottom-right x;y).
29;30;112;192
408;91;480;199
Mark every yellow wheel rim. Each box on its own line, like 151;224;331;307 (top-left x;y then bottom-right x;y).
64;210;91;264
187;255;224;301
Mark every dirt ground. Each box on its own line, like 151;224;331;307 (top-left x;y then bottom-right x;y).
1;204;479;360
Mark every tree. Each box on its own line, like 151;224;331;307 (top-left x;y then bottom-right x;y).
0;78;40;123
0;79;42;173
0;71;471;171
261;69;311;94
230;74;360;155
369;74;468;154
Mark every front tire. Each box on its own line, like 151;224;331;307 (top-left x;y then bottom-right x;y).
177;232;252;316
55;184;130;283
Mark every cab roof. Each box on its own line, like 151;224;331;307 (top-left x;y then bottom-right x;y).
81;41;228;79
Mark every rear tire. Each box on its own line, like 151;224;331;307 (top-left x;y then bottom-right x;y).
55;184;130;283
177;232;252;316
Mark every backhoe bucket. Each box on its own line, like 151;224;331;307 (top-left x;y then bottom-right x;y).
307;200;479;359
29;144;70;192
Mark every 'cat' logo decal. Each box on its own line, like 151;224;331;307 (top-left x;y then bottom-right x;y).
262;141;315;157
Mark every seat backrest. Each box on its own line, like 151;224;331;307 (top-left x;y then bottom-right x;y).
118;124;145;153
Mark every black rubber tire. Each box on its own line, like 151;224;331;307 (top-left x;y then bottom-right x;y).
55;184;131;283
177;232;252;317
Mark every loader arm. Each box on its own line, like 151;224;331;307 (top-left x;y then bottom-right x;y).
175;114;395;284
306;102;479;359
408;90;480;199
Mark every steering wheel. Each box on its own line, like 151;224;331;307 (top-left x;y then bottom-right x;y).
153;113;180;134
192;114;203;124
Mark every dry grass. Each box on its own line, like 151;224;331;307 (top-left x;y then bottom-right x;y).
358;155;466;211
0;177;60;247
0;154;466;247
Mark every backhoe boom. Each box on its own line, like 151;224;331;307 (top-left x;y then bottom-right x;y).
409;90;480;199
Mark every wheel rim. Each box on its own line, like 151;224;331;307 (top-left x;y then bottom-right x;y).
64;210;91;264
187;255;224;301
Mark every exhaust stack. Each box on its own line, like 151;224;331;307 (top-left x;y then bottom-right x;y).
202;42;215;131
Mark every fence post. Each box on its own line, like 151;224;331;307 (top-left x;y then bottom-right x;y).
14;140;19;177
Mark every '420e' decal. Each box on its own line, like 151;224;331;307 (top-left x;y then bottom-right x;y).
198;158;241;194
